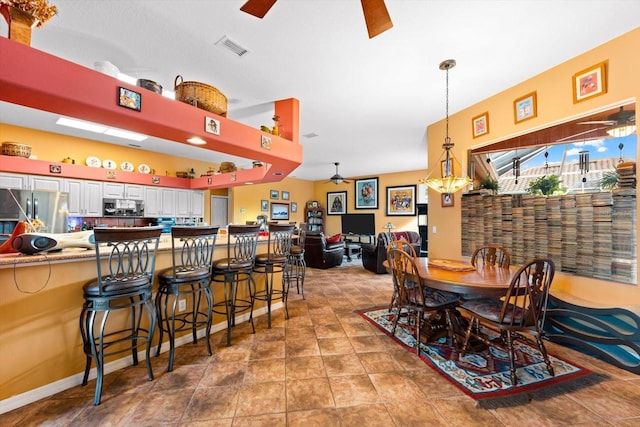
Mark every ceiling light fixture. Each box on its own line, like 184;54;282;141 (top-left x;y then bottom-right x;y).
419;59;472;194
56;117;148;141
187;137;207;145
606;124;636;138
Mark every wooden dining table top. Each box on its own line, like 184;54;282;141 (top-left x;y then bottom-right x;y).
385;257;518;298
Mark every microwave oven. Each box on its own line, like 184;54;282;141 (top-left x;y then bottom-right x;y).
103;198;144;217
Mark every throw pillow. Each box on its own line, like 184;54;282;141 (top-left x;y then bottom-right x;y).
326;233;342;243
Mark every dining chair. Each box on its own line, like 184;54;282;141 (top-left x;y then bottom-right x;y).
387;248;459;353
79;226;162;405
459;258;556;386
471;244;511;268
386;240;418;313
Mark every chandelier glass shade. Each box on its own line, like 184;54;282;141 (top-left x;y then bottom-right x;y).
419;59;472;194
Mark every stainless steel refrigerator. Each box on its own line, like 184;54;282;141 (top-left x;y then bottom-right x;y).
0;188;69;233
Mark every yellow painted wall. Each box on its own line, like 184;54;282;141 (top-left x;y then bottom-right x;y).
427;28;640;302
311;170;427;236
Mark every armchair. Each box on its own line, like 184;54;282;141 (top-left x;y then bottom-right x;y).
304;231;344;269
361;231;421;273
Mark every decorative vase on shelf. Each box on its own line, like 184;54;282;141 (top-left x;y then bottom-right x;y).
1;5;38;45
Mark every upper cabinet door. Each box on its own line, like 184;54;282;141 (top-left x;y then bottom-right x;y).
30;176;63;191
103;182;125;199
124;184;145;200
0;173;28;189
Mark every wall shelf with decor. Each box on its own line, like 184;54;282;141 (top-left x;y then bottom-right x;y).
305;203;325;232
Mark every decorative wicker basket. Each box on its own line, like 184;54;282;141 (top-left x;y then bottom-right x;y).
174;75;228;117
219;162;237;173
1;142;31;158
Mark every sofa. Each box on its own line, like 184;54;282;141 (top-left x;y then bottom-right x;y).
304;231;345;269
361;231;421;273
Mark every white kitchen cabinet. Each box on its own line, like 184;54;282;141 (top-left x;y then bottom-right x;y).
0;172;28;189
160;188;176;216
102;182;124;199
124;184;145;200
65;179;103;216
29;175;64;191
144;187;161;217
175;189;204;218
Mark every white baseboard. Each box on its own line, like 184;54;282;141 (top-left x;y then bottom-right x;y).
0;303;281;414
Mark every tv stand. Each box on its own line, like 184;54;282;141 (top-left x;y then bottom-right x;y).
342;234;374;261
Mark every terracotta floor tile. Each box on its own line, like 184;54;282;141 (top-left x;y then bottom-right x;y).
244;358;286;384
181;386;240;422
385;400;449;426
286;408;341;427
337;404;395;427
286;378;335;411
151;364;207;392
286;337;321;358
313;322;347;339
368;372;428;402
235;381;286;416
126;389;193;425
250;340;286;360
349;334;389;353
285;324;316;340
322;354;367;377
231;413;287;426
200;361;247;387
358;351;404;373
328;375;381;407
286;356;327;380
317;336;355;355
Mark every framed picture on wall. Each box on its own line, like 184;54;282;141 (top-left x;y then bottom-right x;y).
472;112;489;138
514;91;537;123
327;191;347;215
572;61;607;103
282;191;290;200
291;202;297;213
355;177;378;209
441;193;454;207
117;87;141;111
260;200;269;211
386;185;416;216
270;202;289;221
270;190;279;199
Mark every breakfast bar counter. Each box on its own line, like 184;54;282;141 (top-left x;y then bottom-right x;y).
0;234;275;404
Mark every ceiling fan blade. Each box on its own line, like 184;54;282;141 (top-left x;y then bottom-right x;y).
240;0;277;18
361;0;393;39
578;120;617;125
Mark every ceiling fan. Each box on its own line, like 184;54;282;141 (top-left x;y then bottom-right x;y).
578;106;636;127
240;0;393;38
326;162;351;184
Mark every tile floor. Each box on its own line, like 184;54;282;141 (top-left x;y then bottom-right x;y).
1;260;639;426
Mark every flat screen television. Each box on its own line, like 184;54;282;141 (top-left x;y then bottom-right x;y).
341;213;375;236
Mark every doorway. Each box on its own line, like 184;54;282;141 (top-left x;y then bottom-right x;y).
211;196;228;228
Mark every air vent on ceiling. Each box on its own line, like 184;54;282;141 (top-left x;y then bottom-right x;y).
303;132;319;139
215;36;250;57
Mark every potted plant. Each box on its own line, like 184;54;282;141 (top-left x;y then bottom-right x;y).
599;170;618;191
1;0;57;45
478;176;499;194
526;174;564;196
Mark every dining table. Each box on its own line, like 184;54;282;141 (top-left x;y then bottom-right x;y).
384;257;518;347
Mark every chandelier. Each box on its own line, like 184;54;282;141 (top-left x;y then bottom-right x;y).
419;59;472;194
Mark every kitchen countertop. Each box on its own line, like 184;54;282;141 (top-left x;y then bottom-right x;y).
0;233;268;267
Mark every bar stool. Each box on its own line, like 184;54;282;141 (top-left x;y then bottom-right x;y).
284;222;307;300
253;223;295;328
155;226;219;372
79;226;162;405
211;224;261;346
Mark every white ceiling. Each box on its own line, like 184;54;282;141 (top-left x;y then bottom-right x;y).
1;0;639;182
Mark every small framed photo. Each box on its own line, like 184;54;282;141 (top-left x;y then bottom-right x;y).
572;61;607;104
355;177;378;209
291;202;297;213
270;190;279;199
49;164;61;174
472;112;489;138
282;191;290;200
327;191;347;215
261;135;272;150
386;185;416;216
513;91;537;123
441;159;453;178
260;200;269;212
441;193;454;208
205;116;220;135
118;87;141;111
270;202;289;221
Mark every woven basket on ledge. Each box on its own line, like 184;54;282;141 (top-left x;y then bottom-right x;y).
2;142;31;158
174;75;228;117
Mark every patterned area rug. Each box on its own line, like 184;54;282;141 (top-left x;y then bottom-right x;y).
359;306;591;402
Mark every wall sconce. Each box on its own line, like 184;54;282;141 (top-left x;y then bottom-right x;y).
384;222;395;232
